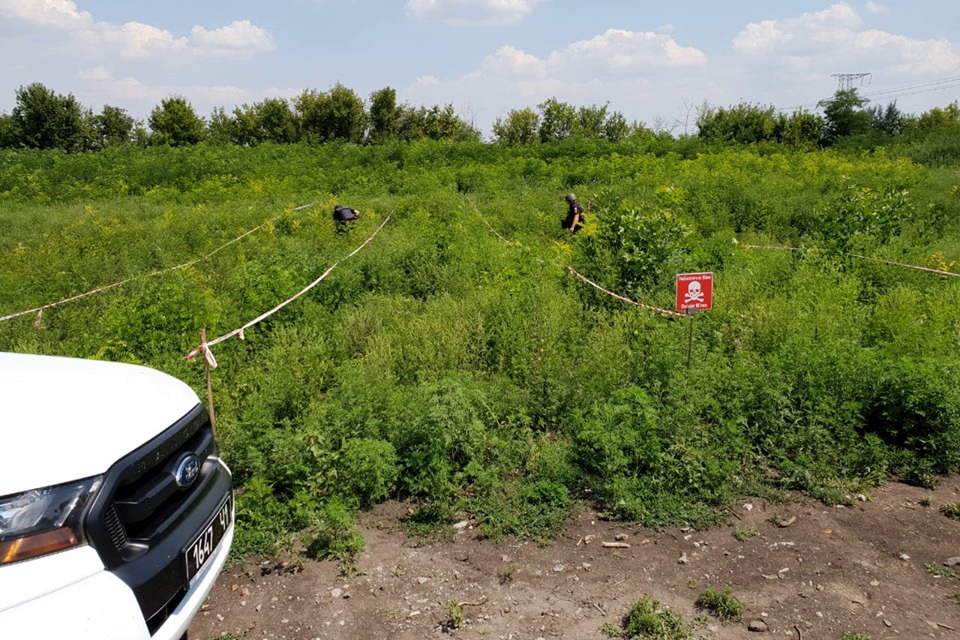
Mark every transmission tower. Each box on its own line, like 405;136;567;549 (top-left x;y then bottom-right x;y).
832;73;872;91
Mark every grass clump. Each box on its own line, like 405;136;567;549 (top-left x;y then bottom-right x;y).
940;502;960;519
695;587;744;622
925;563;960;580
446;600;464;630
601;594;704;640
733;526;759;542
836;633;871;640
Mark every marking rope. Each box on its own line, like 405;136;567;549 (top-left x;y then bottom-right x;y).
187;213;393;367
465;195;685;319
737;243;959;278
567;267;685;318
0;202;318;327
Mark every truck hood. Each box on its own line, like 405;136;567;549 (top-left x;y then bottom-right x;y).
0;352;201;496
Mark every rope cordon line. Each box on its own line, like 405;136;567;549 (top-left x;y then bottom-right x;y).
0;202;318;327
187;213;393;367
737;243;959;278
465;195;511;245
567;267;685;318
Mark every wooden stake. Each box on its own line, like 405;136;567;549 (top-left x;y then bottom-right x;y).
201;328;217;437
686;312;697;367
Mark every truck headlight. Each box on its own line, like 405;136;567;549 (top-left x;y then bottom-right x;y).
0;477;102;565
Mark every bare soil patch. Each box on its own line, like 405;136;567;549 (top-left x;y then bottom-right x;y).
192;479;960;639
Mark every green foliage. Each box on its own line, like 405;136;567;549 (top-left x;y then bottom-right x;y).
925;563;960;580
1;136;959;560
149;96;206;146
813;179;917;251
836;634;871;640
12;83;94;152
940;502;960;520
446;600;465;629
305;498;366;563
697;102;780;144
368;87;400;144
603;594;704;640
93;105;135;149
695;587;744;622
820;89;872;144
295;84;368;144
733;526;758;542
493;108;540;146
590;195;692;292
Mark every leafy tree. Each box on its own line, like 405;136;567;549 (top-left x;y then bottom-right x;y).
396;104;479;142
12;83;94;151
148;96;205;146
868;101;905;137
256;98;298;144
601;111;632;142
492;108;540;145
93;105;134;148
0;113;19;148
916;101;960;131
819;89;871;144
368;87;400;144
696;102;779;144
574;103;611;138
778;110;825;149
206;107;236;145
232;98;298;145
295;84;367;143
538;98;576;143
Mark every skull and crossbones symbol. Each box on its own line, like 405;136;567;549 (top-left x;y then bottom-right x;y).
684;281;704;304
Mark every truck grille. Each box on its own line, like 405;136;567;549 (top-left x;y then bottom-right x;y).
83;403;228;630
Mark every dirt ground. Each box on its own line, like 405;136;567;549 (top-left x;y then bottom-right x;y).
191;479;960;640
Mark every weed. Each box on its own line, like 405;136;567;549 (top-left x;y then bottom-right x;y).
940;502;960;519
925;563;960;579
919;497;932;507
836;634;871;640
498;566;516;584
695;587;744;622
446;600;464;629
952;591;960;606
602;594;704;639
733;526;759;542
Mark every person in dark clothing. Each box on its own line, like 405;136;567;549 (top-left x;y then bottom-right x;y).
562;193;584;234
333;204;360;233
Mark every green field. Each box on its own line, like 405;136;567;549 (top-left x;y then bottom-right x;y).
1;136;958;560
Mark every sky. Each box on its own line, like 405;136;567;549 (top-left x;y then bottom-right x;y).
1;0;958;138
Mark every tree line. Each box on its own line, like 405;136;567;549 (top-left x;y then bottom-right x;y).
0;81;957;153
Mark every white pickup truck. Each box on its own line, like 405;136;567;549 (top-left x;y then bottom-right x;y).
0;352;234;640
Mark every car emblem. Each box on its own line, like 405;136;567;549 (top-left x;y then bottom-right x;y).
174;454;202;488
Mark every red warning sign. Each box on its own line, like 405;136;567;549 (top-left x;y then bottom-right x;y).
676;272;713;312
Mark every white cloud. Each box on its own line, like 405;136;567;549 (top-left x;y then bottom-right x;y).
78;65;110;80
733;2;960;76
110;76;250;107
405;0;547;27
0;1;275;63
864;2;889;14
0;0;91;29
462;29;706;86
406;28;708;134
734;3;862;55
190;20;275;53
412;75;441;87
469;45;547;79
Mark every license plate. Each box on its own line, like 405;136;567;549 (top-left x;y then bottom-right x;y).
185;492;233;584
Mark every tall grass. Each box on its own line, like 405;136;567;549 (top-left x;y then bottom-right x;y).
1;138;958;556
